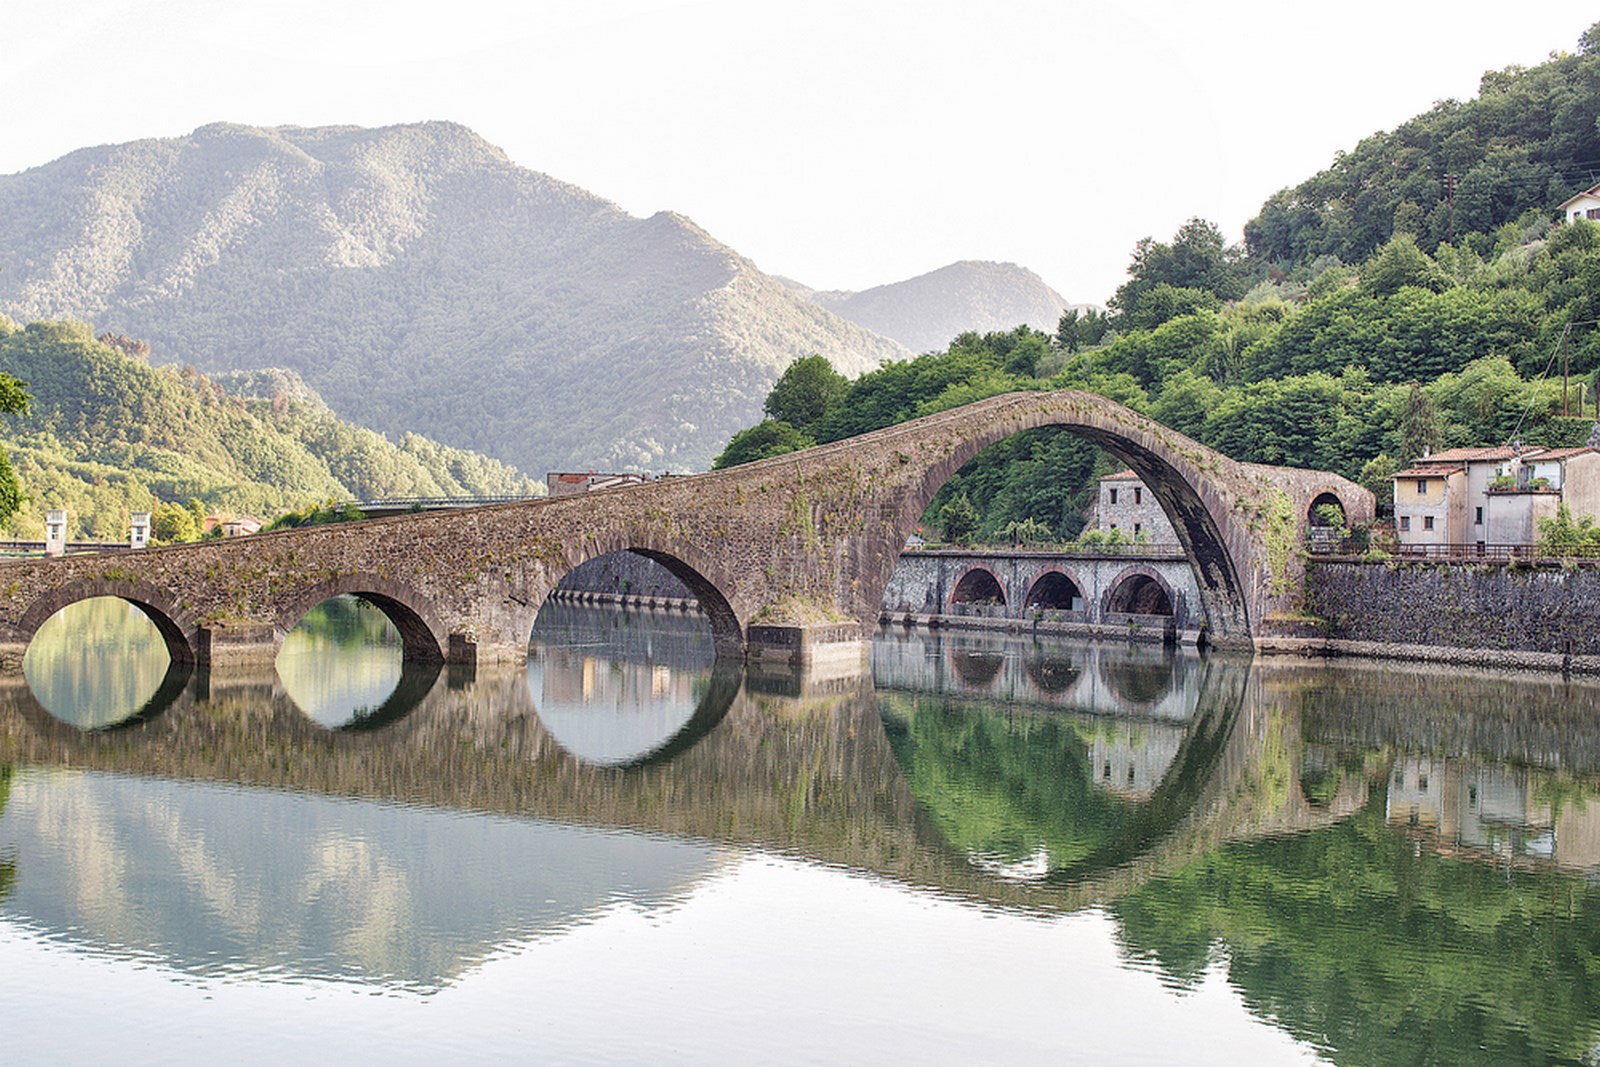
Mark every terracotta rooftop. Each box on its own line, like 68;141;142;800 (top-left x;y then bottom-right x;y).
1101;469;1140;481
1392;464;1465;479
1528;446;1598;461
1421;445;1541;463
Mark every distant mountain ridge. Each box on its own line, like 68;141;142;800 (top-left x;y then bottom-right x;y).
785;261;1076;354
0;122;910;474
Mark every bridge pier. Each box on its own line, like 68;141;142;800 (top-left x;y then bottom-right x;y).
746;622;868;674
195;623;276;667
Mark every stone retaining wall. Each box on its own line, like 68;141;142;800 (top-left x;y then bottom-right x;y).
1305;559;1600;661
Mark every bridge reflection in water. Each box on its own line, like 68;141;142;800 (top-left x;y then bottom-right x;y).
4;607;1600;1061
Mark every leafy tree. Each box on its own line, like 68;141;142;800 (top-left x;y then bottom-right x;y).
266;499;368;530
710;419;813;469
1111;218;1249;325
762;354;848;432
938;489;981;543
151;499;199;543
1003;517;1054;545
1056;308;1110;353
1120;284;1222;332
1400;382;1444;462
1537;502;1600;553
1359;234;1449;296
1358;454;1398;514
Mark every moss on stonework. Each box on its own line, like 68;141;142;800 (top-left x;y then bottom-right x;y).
1260;488;1300;599
751;596;848;625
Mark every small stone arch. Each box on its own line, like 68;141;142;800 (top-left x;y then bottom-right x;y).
537;544;744;660
1023;568;1085;612
1308;490;1347;528
1102;565;1176;617
16;578;197;664
950;566;1007;609
276;575;447;665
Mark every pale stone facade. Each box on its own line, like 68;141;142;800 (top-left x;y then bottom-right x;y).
1096;471;1178;544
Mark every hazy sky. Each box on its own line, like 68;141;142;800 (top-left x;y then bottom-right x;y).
5;1;1597;304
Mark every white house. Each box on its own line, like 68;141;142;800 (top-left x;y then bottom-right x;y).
1558;182;1600;224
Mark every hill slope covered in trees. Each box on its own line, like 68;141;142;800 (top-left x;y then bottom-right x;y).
1242;22;1600;272
0;122;909;475
0;319;539;540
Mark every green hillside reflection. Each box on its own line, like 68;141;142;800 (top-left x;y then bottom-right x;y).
1112;785;1600;1066
22;597;171;729
277;595;406;728
882;697;1149;877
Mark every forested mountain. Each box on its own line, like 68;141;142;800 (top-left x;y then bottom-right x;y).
0;319;538;540
1243;22;1600;271
783;261;1077;355
0;122;908;475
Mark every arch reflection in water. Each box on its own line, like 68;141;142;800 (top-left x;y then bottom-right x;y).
527;601;734;767
22;596;175;729
873;630;1227;884
277;594;433;730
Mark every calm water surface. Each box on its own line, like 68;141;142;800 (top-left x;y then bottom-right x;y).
4;597;1600;1064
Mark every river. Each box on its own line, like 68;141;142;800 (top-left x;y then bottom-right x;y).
2;596;1598;1064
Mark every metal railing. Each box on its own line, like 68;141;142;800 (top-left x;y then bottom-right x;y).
907;541;1188;559
1308;539;1600;563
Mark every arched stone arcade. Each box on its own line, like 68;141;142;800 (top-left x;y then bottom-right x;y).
1103;567;1176;617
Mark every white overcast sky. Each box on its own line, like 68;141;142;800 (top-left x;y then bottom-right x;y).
3;1;1597;304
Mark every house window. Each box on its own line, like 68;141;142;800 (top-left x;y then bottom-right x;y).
1475;506;1483;525
1400;516;1411;531
1134;488;1143;504
1109;488;1118;505
1416;479;1428;494
1134;522;1142;536
1589;208;1600;220
1423;516;1435;531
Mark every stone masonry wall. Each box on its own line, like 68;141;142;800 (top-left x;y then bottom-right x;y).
1307;560;1600;655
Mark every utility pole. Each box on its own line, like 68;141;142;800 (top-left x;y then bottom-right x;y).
1444;173;1458;246
1563;323;1574;417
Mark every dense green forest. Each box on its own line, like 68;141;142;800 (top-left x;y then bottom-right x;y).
0;318;539;541
1243;21;1600;273
715;23;1600;543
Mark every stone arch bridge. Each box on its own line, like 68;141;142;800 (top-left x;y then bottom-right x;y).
0;390;1371;668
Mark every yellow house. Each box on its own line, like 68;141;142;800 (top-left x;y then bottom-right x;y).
1392;461;1468;544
